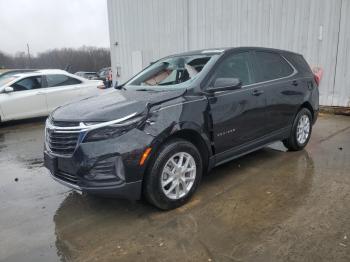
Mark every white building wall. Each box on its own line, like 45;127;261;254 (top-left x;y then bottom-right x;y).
107;0;188;82
333;0;350;107
107;0;350;107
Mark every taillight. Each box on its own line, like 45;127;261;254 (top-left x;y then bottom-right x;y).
312;67;323;86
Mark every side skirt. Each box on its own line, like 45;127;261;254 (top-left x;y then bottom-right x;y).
211;126;291;168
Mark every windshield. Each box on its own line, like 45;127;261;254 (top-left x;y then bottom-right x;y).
125;54;218;90
0;76;18;87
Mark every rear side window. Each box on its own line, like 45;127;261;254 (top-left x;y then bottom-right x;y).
46;74;81;87
254;52;294;82
285;53;312;75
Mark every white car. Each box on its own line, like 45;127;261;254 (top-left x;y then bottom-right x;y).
0;69;105;122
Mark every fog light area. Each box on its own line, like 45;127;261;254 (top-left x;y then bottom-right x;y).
85;156;125;182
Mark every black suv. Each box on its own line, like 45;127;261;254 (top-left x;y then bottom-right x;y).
44;47;319;210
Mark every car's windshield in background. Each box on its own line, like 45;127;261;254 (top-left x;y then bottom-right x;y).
125;54;218;90
0;76;18;87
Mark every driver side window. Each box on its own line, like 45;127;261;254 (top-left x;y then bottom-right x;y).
212;52;252;86
11;76;43;92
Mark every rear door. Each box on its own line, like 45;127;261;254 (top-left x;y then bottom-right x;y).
43;74;83;112
251;51;299;132
0;75;48;120
207;51;268;155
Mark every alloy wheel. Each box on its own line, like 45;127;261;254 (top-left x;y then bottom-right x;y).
161;152;196;200
296;114;310;144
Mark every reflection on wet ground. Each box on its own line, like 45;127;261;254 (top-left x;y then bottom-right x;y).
0;114;350;262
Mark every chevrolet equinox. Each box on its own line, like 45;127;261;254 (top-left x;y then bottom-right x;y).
44;47;319;210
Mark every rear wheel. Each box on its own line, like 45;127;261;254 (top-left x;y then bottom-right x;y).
283;108;312;151
144;139;202;210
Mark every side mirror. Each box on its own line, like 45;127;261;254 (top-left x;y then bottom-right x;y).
208;78;242;93
3;86;14;93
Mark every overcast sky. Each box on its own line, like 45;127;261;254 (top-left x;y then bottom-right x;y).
0;0;110;55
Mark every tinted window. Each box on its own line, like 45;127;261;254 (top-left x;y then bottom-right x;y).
254;52;294;82
285;53;312;75
212;52;252;86
46;74;81;87
11;76;42;91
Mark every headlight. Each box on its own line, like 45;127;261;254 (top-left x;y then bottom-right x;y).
83;115;145;142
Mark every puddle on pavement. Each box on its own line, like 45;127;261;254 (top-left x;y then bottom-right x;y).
267;141;288;152
25;158;44;169
48;149;315;261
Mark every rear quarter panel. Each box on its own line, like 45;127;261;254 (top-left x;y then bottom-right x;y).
284;52;319;119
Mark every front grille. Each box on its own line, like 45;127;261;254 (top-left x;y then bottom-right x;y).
54;170;78;184
52;121;80;127
46;129;80;156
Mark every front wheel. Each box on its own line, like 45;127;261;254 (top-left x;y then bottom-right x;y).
143;139;203;210
283;108;312;151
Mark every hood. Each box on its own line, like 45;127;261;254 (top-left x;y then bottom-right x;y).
51;88;186;122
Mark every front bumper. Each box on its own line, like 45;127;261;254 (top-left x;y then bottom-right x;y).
49;171;142;199
44;128;154;200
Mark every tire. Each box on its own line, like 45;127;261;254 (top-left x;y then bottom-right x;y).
283;108;312;151
143;138;203;210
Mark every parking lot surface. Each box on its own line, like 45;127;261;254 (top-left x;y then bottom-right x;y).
0;114;350;262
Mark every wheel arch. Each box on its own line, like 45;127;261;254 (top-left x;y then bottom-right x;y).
144;124;213;177
299;101;314;121
168;129;211;171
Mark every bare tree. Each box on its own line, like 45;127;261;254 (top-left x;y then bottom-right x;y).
0;46;111;72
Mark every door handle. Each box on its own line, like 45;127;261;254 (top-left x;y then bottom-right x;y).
252;89;264;96
292;80;299;86
37;92;45;95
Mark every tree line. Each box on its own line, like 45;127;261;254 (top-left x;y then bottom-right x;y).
0;46;111;73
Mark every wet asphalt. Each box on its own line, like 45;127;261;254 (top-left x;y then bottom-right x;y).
0;114;350;262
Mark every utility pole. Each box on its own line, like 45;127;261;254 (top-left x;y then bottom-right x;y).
26;43;31;68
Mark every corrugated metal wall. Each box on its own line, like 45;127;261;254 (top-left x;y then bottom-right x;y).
333;0;350;107
107;0;350;107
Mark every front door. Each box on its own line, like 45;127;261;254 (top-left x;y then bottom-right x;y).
0;75;48;121
206;51;268;155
